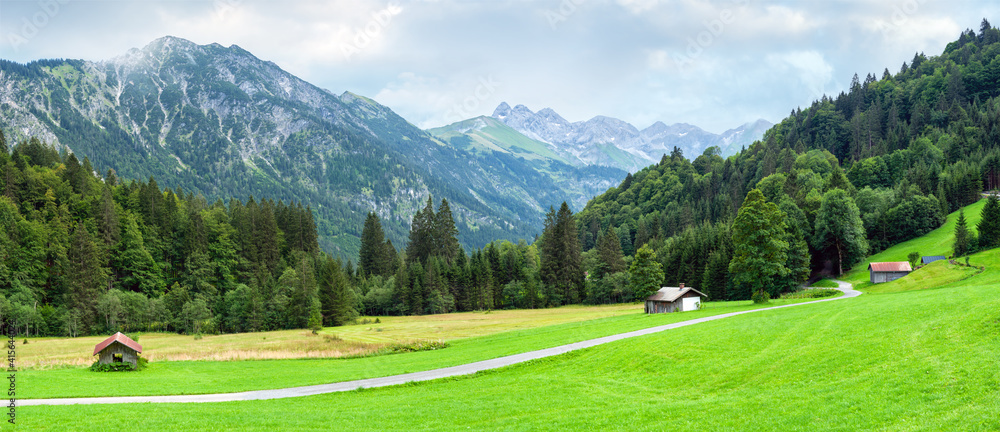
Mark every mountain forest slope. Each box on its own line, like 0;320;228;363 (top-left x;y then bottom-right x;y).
0;36;610;258
575;20;1000;299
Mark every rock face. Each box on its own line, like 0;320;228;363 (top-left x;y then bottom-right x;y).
489;103;773;171
0;36;579;256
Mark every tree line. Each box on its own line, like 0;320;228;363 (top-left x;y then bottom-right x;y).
0;134;356;336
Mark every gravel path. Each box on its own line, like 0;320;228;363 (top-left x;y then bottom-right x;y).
22;281;860;406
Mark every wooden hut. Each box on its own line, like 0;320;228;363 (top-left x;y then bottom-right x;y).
645;283;707;313
868;262;912;284
93;332;143;367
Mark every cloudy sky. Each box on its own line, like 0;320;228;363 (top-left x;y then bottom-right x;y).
2;0;998;133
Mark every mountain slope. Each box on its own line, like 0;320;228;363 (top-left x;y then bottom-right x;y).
428;116;628;210
0;36;585;257
490;102;772;170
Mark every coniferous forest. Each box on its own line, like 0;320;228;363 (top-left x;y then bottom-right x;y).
5;21;1000;337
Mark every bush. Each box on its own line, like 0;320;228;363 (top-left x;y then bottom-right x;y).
908;252;920;268
781;288;840;299
90;356;147;372
751;290;771;304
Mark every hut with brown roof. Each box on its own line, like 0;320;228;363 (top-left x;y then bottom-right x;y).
868;262;912;284
93;332;143;367
645;283;707;313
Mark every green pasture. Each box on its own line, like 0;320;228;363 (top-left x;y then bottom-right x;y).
19;249;1000;431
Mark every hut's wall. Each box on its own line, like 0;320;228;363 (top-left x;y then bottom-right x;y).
871;271;910;284
97;342;138;366
645;300;679;314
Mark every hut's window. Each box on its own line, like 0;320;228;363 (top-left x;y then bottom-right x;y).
113;353;123;363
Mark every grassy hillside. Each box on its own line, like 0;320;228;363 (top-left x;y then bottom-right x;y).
842;198;987;285
21;248;1000;430
429;117;568;164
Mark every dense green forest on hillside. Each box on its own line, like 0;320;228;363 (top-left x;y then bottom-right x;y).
0;134;360;336
574;20;1000;300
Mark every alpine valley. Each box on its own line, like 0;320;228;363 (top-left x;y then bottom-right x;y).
0;36;767;257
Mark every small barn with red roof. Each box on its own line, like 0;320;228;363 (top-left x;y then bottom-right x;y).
868;262;912;284
93;332;143;367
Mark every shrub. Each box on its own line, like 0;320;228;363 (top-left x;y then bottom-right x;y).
781;288;840;299
90;357;147;372
752;290;771;304
908;252;920;268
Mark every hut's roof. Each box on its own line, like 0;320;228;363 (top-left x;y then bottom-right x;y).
646;286;707;302
868;262;912;272
921;256;946;264
93;332;143;356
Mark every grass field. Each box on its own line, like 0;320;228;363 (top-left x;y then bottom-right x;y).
842;198;986;286
17;299;817;399
18;304;639;368
19;249;1000;430
808;278;839;288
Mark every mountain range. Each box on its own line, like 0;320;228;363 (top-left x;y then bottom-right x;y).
0;36;769;257
487;102;771;172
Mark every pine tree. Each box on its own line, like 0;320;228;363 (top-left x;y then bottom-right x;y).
700;249;730;301
434;199;461;265
539;203;583;305
115;213;164;296
954;209;971;257
65;223;107;333
596;225;626;278
359;212;389;277
406;197;436;264
977;195;1000;249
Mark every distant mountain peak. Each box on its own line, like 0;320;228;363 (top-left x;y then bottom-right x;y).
487;102;772;166
493;102;512;118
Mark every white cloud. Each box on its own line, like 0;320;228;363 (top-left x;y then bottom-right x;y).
766;50;835;101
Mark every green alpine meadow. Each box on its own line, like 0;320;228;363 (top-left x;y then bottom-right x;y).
2;2;1000;430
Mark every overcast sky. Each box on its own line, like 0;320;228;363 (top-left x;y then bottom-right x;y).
2;0;998;133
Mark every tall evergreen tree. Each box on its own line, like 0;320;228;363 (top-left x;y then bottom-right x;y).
359;212;389;277
434;199;461;264
539;202;583;305
596;225;626;278
977;195;1000;249
406;197;436;264
65;223;106;333
954;209;971;257
114;213;163;296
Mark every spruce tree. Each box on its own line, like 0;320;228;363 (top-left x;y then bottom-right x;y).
359;212;388;277
539;202;583;305
597;225;626;277
406;197;436;264
434;199;461;264
954;209;971;256
65;223;107;333
977;195;1000;249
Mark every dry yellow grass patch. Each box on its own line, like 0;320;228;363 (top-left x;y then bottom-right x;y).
15;303;640;369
